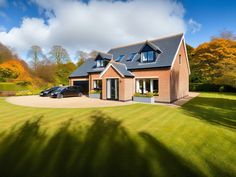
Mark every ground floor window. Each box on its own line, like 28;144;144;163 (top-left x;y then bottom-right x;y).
93;80;102;90
136;79;159;94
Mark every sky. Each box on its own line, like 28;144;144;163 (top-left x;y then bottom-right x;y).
0;0;235;61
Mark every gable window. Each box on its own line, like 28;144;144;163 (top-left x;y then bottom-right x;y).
116;55;125;62
179;54;182;64
127;53;136;61
96;60;104;67
141;51;155;62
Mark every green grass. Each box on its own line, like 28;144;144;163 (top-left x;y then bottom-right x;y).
0;92;235;177
0;82;27;91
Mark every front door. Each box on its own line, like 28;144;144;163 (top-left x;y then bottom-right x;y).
107;79;119;100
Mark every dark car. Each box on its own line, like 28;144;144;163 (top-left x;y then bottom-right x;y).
50;86;83;98
39;86;61;97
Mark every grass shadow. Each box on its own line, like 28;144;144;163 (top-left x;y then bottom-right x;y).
182;93;236;129
0;111;232;177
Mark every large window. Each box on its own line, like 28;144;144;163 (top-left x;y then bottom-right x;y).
136;79;159;94
93;80;102;90
141;51;155;62
96;60;104;67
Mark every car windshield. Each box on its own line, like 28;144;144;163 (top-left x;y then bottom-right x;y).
52;87;65;93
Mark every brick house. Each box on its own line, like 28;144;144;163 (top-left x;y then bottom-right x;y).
69;33;190;103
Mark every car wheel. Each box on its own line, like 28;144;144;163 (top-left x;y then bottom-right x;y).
57;94;63;99
78;93;82;97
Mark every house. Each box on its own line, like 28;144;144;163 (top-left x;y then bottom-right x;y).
69;33;190;103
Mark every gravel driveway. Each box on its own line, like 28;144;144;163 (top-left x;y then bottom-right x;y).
6;95;134;108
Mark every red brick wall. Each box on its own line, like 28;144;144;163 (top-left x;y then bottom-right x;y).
170;40;189;101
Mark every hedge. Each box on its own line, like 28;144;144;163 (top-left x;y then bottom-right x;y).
190;83;236;92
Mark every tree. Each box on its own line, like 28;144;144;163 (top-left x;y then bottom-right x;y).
28;45;45;71
49;45;70;65
55;62;76;85
191;38;236;87
212;30;236;40
35;59;56;83
0;43;18;63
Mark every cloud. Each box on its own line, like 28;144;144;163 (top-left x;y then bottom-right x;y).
0;0;192;60
0;0;6;7
188;19;201;33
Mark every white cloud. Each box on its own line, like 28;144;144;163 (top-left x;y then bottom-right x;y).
188;19;201;33
0;0;195;60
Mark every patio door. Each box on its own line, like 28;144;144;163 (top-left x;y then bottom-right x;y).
107;79;119;100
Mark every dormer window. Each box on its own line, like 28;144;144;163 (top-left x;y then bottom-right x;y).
127;53;136;61
96;59;104;67
141;51;155;63
116;55;125;62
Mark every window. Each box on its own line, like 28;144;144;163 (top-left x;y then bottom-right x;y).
93;80;102;90
136;79;159;94
179;54;182;64
116;55;125;62
153;79;159;93
141;51;155;62
96;60;104;67
127;53;136;61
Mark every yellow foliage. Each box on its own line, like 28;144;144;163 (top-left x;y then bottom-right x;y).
0;59;33;83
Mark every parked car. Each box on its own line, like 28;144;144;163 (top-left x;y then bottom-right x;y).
39;86;61;97
50;86;83;98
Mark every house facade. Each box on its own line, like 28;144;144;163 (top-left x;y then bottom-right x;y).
69;33;190;103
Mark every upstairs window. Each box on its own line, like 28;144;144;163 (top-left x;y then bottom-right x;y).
141;51;155;62
116;55;125;62
179;54;182;64
96;59;104;67
127;53;136;61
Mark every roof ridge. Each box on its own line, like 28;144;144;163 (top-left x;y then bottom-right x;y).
109;33;183;51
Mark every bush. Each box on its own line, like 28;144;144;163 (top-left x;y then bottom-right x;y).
16;81;31;87
0;82;30;91
134;92;154;98
189;83;236;92
15;91;33;96
89;90;101;94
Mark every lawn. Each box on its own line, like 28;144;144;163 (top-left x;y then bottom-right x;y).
0;92;235;177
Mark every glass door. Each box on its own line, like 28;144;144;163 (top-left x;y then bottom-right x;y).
107;79;118;100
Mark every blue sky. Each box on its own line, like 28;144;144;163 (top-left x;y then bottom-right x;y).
0;0;235;60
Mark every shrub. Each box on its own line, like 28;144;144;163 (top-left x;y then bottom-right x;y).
89;90;101;94
134;92;154;98
16;81;31;87
15;91;33;96
189;83;236;92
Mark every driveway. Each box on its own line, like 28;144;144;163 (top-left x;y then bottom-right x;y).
6;96;134;108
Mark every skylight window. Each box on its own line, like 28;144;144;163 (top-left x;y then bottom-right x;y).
127;53;136;61
115;55;125;62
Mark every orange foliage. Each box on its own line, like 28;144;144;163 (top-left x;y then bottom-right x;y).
0;59;33;83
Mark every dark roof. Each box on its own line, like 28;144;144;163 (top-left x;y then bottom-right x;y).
108;33;183;69
110;62;134;77
97;52;113;60
69;34;183;78
138;40;162;54
69;58;95;78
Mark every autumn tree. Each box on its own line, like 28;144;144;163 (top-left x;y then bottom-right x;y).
49;45;70;65
191;38;236;87
0;43;17;63
35;59;56;83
